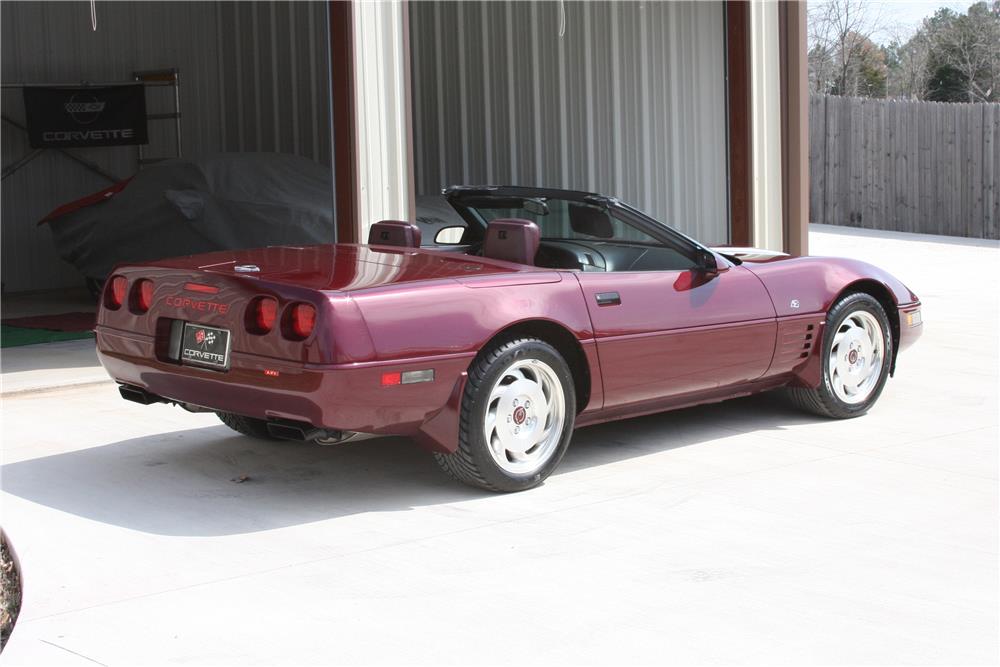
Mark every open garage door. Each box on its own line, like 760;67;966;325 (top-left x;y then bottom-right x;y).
409;0;729;245
1;1;335;295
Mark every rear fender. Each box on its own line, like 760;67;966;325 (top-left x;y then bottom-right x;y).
413;372;468;453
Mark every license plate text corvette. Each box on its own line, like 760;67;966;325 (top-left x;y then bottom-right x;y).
180;323;231;370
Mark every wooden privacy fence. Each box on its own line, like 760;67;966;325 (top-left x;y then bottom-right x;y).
809;94;1000;239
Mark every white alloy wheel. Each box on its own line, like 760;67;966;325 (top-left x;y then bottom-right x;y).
483;358;566;475
828;309;886;404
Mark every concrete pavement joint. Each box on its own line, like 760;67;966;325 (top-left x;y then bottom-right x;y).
37;639;108;666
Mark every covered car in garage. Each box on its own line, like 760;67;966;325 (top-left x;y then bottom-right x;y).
40;153;337;292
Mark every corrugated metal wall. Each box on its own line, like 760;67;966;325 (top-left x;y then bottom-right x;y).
214;1;332;163
1;1;331;293
409;0;729;244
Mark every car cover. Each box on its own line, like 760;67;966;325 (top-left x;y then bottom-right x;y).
41;153;336;281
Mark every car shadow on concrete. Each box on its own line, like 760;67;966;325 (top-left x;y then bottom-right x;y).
0;392;827;537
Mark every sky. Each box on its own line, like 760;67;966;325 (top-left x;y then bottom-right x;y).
865;0;979;43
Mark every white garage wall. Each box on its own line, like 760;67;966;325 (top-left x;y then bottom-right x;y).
409;0;729;244
1;1;331;293
750;0;785;252
352;0;414;240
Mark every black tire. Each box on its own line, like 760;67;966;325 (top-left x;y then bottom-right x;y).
216;412;279;439
787;292;893;419
434;337;576;492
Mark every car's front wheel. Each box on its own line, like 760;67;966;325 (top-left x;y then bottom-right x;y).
434;337;576;492
787;292;893;418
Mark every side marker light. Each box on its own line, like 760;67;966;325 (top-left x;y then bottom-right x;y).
381;370;434;386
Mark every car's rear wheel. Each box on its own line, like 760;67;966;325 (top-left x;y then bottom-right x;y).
434;337;576;492
787;292;893;418
216;412;279;439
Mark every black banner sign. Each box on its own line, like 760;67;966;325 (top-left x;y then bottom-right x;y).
23;85;148;149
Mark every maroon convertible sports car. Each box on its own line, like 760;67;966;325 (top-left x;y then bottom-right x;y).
96;186;922;491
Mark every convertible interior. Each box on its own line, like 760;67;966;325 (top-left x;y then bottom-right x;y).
369;196;699;273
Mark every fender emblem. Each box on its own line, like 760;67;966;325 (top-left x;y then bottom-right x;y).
790;299;800;309
234;264;260;273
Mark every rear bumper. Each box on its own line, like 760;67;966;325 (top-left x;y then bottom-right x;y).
96;326;473;448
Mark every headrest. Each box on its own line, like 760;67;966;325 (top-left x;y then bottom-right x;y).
483;218;540;266
569;203;614;239
367;220;422;248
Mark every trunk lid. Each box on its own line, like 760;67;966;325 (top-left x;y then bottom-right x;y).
140;244;527;292
97;244;534;366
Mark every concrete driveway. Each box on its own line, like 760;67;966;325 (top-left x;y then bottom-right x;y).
1;226;997;665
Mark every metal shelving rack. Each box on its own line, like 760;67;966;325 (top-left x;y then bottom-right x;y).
133;68;181;168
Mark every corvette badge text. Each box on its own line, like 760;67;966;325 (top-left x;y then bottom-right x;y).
183;348;226;365
22;84;148;149
41;128;137;143
165;296;230;315
183;329;226;366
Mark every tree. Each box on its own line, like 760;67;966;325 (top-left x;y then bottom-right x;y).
884;1;1000;102
809;43;837;94
813;0;1000;102
808;0;889;97
854;34;888;97
883;30;932;100
926;2;1000;102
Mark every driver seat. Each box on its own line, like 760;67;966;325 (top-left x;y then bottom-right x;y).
482;218;540;266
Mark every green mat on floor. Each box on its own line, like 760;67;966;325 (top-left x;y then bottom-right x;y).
0;325;95;348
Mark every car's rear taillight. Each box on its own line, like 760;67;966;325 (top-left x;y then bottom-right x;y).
286;303;316;340
246;297;278;334
132;279;154;313
106;275;128;309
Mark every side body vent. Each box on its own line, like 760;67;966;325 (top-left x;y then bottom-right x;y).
771;317;824;375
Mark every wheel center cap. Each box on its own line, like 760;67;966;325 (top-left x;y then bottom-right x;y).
512;406;527;425
848;349;859;364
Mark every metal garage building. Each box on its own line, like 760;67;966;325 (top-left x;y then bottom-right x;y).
0;0;807;297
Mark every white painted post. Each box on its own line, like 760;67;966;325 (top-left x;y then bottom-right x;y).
750;0;784;252
351;0;414;242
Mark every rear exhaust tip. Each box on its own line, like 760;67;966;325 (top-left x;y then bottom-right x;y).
119;384;163;405
265;421;313;441
265;419;355;444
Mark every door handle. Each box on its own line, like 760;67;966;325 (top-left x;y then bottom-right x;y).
595;291;621;306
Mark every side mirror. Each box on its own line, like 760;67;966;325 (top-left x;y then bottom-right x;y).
695;249;720;274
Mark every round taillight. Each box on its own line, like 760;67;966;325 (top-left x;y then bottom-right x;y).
133;279;154;313
107;275;128;309
287;303;316;339
246;297;278;334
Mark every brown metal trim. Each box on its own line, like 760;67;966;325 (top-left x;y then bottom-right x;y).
778;1;809;256
329;0;358;243
401;0;417;219
779;2;789;246
725;1;752;247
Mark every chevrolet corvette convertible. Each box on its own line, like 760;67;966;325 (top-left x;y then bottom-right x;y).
96;186;922;491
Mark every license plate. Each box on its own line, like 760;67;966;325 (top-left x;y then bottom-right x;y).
180;323;231;370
